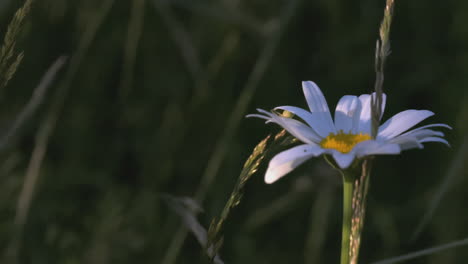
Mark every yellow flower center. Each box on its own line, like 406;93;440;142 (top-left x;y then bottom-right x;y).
320;130;371;153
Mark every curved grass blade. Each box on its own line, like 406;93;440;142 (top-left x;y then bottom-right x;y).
161;194;225;264
370;236;468;264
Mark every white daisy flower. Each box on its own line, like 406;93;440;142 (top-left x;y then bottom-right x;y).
247;81;451;184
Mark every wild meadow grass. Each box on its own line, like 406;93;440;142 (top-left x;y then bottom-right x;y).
0;0;466;263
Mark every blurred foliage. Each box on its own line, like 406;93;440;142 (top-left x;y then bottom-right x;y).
0;0;466;263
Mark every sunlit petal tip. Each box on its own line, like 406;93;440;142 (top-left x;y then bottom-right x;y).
246;114;267;119
301;80;319;89
274;106;311;116
301;81;329;112
256;108;272;115
274;106;292;111
434;124;452;130
300;81;336;135
419;137;451;147
264;174;277;184
264;144;324;184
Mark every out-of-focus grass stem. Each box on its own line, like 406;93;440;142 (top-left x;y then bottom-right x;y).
151;16;238;188
58;0;115;96
2;57;66;263
206;32;239;82
4;0;115;261
0;57;66;152
119;0;146;99
370;236;468;264
245;178;312;231
153;0;210;106
193;0;301;205
156;0;264;36
304;186;334;264
6;99;56;262
411;133;468;241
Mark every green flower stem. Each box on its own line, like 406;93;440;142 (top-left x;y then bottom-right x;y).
341;175;354;264
324;155;370;264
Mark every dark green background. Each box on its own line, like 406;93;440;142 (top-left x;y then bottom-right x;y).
0;0;466;263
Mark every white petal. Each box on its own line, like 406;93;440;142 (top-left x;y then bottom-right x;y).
274;106;312;121
390;124;450;149
408;123;451;130
390;134;449;150
358;94;372;134
390;136;424;150
377;110;434;140
275;106;328;138
245;113;270;120
400;129;444;139
301;81;336;134
302;81;331;113
273;117;321;143
353;140;401;157
398;123;451;138
419;137;450;146
254;109;321;144
357;93;387;134
332;151;356;169
265;144;325;184
334;95;361;133
362;143;401;156
389;134;420;144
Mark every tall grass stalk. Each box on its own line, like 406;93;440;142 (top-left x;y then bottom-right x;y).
5;56;66;263
4;0;115;260
340;1;396;263
119;0;146;99
371;0;394;138
0;57;66;151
